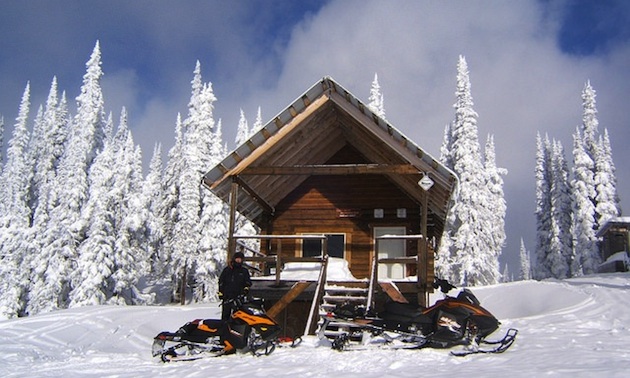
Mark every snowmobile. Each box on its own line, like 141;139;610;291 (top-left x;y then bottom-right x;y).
319;278;517;356
152;295;296;362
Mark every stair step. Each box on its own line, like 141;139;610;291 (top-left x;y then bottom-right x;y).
323;295;368;302
325;286;369;293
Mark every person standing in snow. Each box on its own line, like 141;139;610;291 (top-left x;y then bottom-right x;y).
218;252;252;321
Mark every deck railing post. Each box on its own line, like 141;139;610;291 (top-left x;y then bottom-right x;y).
275;240;282;286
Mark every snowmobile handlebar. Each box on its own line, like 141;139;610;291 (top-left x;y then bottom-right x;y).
222;294;255;308
433;278;457;294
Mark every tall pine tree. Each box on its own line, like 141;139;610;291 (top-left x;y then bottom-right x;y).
0;84;33;318
572;128;598;275
518;238;532;281
484;134;507;274
439;56;500;286
534;133;553;279
368;73;386;120
594;128;620;226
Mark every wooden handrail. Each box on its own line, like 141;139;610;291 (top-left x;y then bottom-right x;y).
234;234;327;240
366;253;378;312
305;255;329;335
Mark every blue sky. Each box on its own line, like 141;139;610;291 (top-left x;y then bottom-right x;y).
1;0;629;274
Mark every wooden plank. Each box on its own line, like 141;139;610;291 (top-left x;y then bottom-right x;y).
241;164;420;175
379;282;409;304
266;281;312;320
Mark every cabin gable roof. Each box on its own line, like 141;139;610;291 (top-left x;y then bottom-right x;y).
202;77;458;232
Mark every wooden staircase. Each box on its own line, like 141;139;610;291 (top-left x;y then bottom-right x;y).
321;284;370;314
317;283;371;339
303;255;374;336
304;255;407;337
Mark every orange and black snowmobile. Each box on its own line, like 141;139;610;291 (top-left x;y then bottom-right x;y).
152;296;295;362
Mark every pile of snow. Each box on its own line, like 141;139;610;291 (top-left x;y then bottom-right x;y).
279;257;361;281
602;251;630;266
3;273;630;377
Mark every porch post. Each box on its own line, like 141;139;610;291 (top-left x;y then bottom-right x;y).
227;177;239;260
419;192;429;306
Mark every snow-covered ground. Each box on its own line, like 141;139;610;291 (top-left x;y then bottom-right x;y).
2;273;630;377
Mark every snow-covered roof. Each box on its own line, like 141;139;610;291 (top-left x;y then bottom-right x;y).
202;76;458;231
596;216;630;237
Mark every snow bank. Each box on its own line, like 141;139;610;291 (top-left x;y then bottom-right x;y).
3;273;630;377
280;257;362;281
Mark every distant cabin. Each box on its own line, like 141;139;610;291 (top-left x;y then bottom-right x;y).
202;77;458;337
597;217;630;273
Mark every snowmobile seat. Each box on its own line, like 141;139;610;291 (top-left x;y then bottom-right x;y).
379;301;432;324
382;301;424;317
174;319;223;343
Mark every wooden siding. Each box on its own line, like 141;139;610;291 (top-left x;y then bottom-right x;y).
266;146;425;279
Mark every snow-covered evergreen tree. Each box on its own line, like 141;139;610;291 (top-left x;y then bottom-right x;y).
0;84;33;318
252;106;263;134
594;128;620;226
436;122;455;280
535;134;575;279
189;66;227;302
368;73;386;120
0;83;33;227
501;264;512;283
232;110;259;255
484;134;507;273
548;140;572;278
26;80;71;315
578;81;620;231
163;61;226;303
580;82;599;169
43;42;108;308
110;110;150;304
160;113;184;296
534;133;553;279
28;78;69;211
235;109;249;146
440;56;500;286
144;143;165;278
572;128;598;275
169;62;208;302
518;238;532;281
70;114;118;306
439;123;454;171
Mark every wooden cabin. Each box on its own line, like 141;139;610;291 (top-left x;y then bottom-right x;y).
596;217;630;272
202;77;458;337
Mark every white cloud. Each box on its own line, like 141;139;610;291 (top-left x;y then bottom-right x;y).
246;0;630;269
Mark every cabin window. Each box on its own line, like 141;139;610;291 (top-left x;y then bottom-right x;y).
374;226;406;279
302;234;345;259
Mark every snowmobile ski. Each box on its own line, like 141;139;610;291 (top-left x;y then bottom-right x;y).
330;332;428;351
450;328;518;356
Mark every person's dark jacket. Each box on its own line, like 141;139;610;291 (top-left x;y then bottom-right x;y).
218;261;252;299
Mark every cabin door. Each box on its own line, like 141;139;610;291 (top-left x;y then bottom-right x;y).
374;226;406;279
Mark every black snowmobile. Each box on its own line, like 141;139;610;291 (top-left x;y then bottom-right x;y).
319;278;517;356
152;295;297;362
